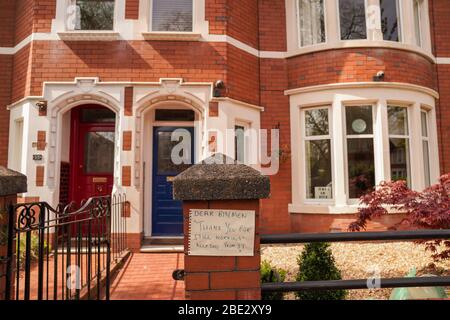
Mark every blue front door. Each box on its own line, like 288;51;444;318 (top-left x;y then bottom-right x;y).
152;127;194;236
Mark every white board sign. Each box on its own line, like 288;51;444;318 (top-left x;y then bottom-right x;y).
188;209;256;257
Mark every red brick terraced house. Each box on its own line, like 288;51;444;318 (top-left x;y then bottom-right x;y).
0;0;448;251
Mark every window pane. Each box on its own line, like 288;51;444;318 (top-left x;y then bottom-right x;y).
75;0;115;31
84;132;115;174
298;0;325;47
421;112;428;137
347;138;375;199
414;0;422;47
235;126;245;163
339;0;367;40
306;140;332;200
155;109;195;122
380;0;400;42
423;140;431;187
152;0;193;32
388;106;409;136
389;138;411;185
305;108;329;136
346;106;373;135
81;108;116;123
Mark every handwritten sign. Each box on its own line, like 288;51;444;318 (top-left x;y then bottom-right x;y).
188;209;256;257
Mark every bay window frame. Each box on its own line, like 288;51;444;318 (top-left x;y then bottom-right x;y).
288;85;439;214
336;0;369;41
289;0;432;56
380;0;403;42
386;104;412;186
420;108;432;188
296;0;328;48
300;106;335;204
342;103;377;203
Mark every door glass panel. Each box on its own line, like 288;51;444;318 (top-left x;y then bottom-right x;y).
157;131;192;175
81;108;116;123
84;132;115;174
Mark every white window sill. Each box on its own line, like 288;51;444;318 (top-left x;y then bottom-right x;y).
142;32;202;42
289;204;405;215
58;31;120;41
286;40;435;63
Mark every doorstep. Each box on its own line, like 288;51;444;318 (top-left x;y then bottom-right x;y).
140;237;184;253
140;245;184;253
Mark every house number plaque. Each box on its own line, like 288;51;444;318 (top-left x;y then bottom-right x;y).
188;209;255;257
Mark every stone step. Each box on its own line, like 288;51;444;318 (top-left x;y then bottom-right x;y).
139;245;184;253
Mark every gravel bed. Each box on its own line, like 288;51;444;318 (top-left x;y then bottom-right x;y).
261;242;450;300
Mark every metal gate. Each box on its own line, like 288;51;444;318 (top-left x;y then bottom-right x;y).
4;195;128;300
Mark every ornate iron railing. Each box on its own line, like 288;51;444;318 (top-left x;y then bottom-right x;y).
2;194;128;300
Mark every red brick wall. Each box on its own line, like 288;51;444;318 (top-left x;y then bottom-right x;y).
258;0;287;52
430;0;450;175
206;0;227;35
429;0;450;57
59;162;70;205
24;40;227;99
0;1;16;47
183;200;261;300
0;55;13;167
226;44;260;106
259;58;291;234
227;0;259;49
33;0;56;33
287;48;436;90
436;66;450;174
11;44;31;103
15;0;34;45
125;0;140;20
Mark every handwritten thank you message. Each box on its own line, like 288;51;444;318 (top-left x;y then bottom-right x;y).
188;209;256;256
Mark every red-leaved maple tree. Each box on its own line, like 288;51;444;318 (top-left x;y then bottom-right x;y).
349;174;450;261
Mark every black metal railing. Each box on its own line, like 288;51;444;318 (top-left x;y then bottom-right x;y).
3;194;128;301
261;230;450;294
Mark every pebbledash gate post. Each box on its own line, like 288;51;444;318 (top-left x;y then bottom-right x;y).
173;154;270;300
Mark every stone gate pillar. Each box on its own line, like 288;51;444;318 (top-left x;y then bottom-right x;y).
173;154;270;300
0;167;27;300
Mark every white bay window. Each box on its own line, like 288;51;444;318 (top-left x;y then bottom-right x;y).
289;85;439;213
289;0;431;55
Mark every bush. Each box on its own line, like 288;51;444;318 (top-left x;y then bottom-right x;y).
296;243;347;300
349;174;450;261
260;260;287;300
17;232;47;269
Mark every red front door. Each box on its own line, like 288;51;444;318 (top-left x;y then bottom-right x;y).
70;105;116;204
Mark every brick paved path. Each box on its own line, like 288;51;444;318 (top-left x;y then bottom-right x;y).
111;253;185;300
